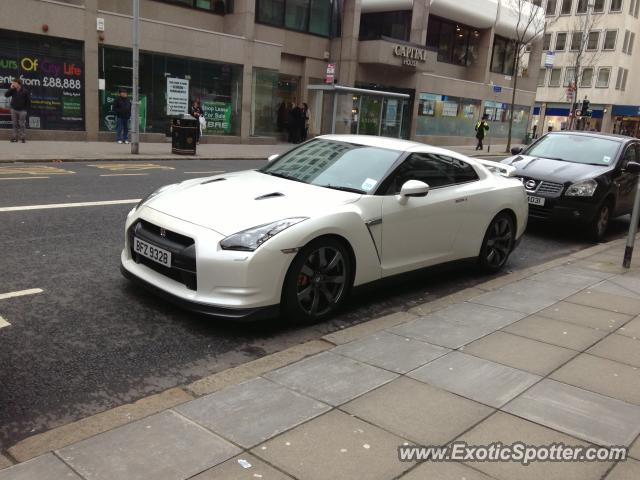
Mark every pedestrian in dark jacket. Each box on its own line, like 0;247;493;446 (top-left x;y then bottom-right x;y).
113;88;131;144
189;98;204;144
288;102;301;143
475;114;490;151
301;102;310;141
4;78;30;143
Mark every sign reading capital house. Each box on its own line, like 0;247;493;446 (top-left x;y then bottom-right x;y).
393;45;428;67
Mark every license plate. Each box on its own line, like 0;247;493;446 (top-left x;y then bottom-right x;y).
133;237;171;267
527;196;545;206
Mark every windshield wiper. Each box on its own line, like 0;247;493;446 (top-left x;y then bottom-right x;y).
262;171;304;183
321;184;366;194
536;156;567;162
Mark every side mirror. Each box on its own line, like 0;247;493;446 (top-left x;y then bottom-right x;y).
626;161;640;175
511;146;523;155
397;180;429;205
267;154;279;163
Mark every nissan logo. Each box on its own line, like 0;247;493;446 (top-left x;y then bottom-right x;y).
525;180;537;190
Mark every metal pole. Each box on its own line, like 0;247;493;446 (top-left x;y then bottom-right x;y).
331;91;338;134
131;0;140;154
623;175;640;268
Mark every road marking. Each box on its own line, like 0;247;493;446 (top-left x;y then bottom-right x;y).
88;163;174;171
0;288;43;300
100;173;149;177
0;199;140;212
0;176;49;180
0;316;10;329
0;166;74;175
183;170;225;174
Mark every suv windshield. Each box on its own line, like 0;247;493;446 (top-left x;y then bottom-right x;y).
524;134;621;166
260;139;402;194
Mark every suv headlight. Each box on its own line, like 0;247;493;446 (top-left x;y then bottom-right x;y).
136;184;176;209
565;179;597;197
220;217;308;251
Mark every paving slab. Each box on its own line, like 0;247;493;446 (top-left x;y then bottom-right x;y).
332;331;450;374
57;410;240;480
570;258;628;274
591;280;640;299
587;334;640;368
550;353;640;406
609;272;640;293
458;412;612;480
565;290;640;316
630;436;640;460
399;461;496;479
416;302;528;329
191;453;293;480
0;456;11;471
503;315;607;351
462;331;577;376
342;377;493;445
322;311;417;345
176;377;330;448
536;301;632;331
604;458;640;480
617;316;640;339
504;379;640;446
252;410;410;480
0;453;82;480
264;351;397;406
528;265;613;289
469;279;580;314
408;351;540;408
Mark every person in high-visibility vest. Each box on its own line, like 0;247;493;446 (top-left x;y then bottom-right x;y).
475;114;490;151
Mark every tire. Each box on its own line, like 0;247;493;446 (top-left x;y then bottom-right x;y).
478;213;516;273
586;201;611;243
281;237;353;324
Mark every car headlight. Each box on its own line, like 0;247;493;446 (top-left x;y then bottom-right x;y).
565;179;597;197
136;184;176;209
220;217;308;251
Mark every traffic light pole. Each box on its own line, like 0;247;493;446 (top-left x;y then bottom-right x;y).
131;0;140;154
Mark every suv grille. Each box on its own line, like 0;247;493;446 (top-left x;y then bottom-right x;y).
536;181;564;196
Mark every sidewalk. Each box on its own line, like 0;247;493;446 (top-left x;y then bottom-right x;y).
0;141;510;163
2;238;640;479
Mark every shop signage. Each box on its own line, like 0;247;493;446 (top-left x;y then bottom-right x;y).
166;77;189;116
544;51;555;68
325;63;336;85
393;45;428;67
100;92;147;133
0;54;84;131
202;100;232;134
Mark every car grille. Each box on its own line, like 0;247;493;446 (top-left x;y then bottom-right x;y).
536;181;564;196
129;220;197;290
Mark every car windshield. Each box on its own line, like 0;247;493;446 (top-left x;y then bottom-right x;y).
524;134;621;166
259;139;402;194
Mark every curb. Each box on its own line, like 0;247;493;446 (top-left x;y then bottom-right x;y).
1;235;632;466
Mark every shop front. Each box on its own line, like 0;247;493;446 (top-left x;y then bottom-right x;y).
532;104;605;134
0;29;85;132
611;105;640;137
251;69;301;138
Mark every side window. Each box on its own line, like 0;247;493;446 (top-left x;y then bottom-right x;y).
620;144;637;169
383;153;479;194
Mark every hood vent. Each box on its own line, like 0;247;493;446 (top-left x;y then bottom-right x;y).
201;178;226;184
255;192;284;200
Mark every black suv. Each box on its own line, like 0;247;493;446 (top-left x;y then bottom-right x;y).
502;131;639;241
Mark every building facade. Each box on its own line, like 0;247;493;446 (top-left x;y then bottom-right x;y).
0;0;543;145
534;0;640;136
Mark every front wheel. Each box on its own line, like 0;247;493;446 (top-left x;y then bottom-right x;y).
281;238;352;324
586;201;611;243
478;213;516;273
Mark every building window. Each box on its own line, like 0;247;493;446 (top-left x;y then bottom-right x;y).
630;0;636;14
615;68;623;89
560;0;573;14
603;30;617;49
563;67;576;87
622;30;630;53
635;0;640;16
543;33;552;50
596;67;611;87
256;0;335;37
629;32;635;54
587;31;600;50
549;67;562;86
593;0;605;11
538;68;547;86
158;0;232;14
532;0;542;6
546;0;558;15
576;0;587;13
555;32;567;50
570;32;582;50
490;35;516;75
610;0;623;11
581;67;594;87
360;11;411;41
416;93;482;137
622;68;629;90
426;16;481;66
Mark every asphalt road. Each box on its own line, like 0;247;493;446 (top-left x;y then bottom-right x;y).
0;158;631;451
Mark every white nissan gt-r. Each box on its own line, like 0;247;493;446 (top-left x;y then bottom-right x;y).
121;135;527;323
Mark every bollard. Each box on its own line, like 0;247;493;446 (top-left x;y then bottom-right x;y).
623;162;640;268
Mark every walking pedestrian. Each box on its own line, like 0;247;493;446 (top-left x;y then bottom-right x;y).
288;102;299;143
475;114;490;151
114;88;131;144
301;102;310;141
4;78;30;143
189;98;204;144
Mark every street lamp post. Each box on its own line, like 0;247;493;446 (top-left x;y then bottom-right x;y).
131;0;140;154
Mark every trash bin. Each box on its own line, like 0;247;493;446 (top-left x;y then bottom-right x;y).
171;117;198;155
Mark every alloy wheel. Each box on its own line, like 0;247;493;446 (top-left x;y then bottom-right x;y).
596;204;610;238
485;217;514;269
296;246;347;317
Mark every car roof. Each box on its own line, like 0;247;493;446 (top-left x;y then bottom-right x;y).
543;131;633;143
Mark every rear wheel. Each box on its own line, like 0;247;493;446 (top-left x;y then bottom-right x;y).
282;238;352;324
587;201;611;243
478;213;515;273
